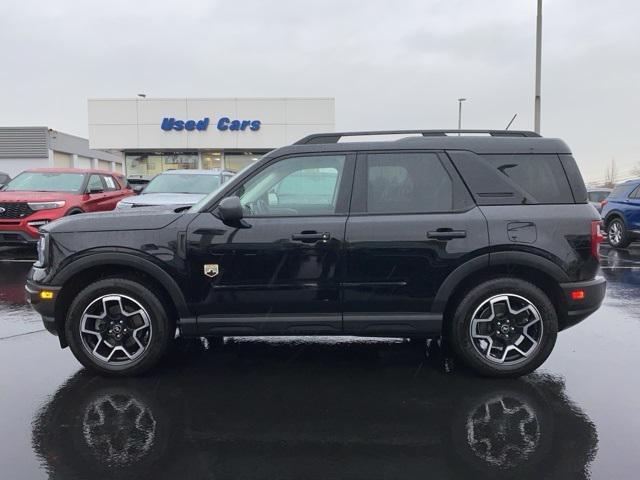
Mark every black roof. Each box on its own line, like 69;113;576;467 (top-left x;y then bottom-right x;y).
274;130;572;156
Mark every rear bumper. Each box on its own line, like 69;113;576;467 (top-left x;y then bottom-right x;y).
558;277;606;330
25;279;61;337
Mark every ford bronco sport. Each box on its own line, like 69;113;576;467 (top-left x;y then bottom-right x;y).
26;130;606;377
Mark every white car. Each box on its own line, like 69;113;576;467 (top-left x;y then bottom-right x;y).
117;169;234;209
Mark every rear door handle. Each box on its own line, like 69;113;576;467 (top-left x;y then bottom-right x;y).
427;229;467;240
291;231;331;243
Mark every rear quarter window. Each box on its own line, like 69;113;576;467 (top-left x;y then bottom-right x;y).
610;184;637;199
483;154;574;204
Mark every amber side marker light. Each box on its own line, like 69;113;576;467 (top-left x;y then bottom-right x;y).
39;291;55;300
571;289;585;301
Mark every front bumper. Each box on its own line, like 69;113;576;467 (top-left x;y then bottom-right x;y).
558;277;607;330
25;279;61;337
0;230;38;245
0;207;66;244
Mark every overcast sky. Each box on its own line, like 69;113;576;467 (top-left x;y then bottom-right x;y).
1;0;638;182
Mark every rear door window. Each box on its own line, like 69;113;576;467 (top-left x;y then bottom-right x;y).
365;152;453;214
482;154;573;204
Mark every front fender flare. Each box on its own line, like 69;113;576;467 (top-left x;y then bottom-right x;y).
52;252;189;318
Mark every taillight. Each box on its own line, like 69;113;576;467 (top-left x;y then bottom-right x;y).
591;220;604;259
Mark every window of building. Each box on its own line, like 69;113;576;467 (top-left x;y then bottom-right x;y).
125;152;198;177
365;153;453;214
225;153;261;173
202;152;222;170
236;155;346;217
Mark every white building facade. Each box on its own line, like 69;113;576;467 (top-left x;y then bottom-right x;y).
88;97;335;179
0;127;123;178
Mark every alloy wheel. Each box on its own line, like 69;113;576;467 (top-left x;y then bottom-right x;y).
80;295;152;365
469;294;543;365
609;221;623;246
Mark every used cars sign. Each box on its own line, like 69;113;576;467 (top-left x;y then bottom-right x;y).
161;117;261;132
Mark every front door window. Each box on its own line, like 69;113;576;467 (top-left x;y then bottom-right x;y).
235;155;346;217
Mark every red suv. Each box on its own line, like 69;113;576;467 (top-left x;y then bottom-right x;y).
0;168;133;245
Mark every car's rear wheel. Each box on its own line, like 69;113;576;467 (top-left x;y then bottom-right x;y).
448;278;558;377
65;277;173;376
607;218;631;249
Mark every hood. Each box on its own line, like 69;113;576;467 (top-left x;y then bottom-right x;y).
0;191;75;202
43;209;183;234
119;192;205;207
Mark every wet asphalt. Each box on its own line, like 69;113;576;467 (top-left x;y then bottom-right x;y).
0;245;639;479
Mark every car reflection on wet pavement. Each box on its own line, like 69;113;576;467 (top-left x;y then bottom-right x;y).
0;245;639;479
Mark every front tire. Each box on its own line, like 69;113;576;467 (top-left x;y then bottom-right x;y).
448;278;558;378
607;218;631;249
65;277;173;376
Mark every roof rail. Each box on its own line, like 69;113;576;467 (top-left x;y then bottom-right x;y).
294;129;541;145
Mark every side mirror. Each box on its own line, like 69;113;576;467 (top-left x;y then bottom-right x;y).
133;185;145;195
215;196;244;224
88;187;104;194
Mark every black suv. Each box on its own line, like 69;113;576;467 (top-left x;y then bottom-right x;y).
26;130;606;377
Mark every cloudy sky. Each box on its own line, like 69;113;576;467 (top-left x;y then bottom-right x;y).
1;0;638;182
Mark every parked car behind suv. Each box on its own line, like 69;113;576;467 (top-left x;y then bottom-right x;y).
0;168;133;245
601;179;640;248
0;171;10;187
117;169;235;209
26;130;606;377
587;187;611;213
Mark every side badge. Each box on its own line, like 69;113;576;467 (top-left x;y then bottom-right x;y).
204;264;219;278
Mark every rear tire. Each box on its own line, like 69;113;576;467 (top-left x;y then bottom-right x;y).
448;278;558;378
607;218;631;249
65;277;173;376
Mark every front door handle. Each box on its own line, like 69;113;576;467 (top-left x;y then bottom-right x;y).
427;229;467;240
291;231;331;243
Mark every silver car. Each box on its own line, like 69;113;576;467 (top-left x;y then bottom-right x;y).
117;169;234;209
587;188;612;213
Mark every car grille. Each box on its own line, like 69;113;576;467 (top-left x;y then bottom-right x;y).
0;202;34;219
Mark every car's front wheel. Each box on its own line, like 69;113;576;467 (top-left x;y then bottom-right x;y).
65;277;173;376
607;218;631;249
448;278;558;377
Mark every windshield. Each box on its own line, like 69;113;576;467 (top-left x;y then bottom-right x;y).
5;172;85;192
143;173;221;194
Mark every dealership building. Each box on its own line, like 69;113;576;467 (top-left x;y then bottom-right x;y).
0;127;123;178
88;97;335;179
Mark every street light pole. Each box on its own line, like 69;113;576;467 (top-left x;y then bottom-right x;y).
457;98;467;134
534;0;542;134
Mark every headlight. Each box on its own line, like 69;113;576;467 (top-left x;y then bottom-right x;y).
35;233;49;268
28;201;66;211
117;201;133;209
28;220;50;227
